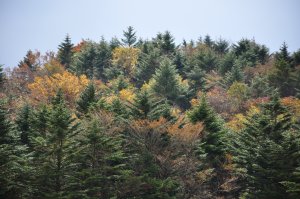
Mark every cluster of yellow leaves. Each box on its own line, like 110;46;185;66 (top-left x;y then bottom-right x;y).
167;116;203;142
43;59;65;75
28;71;89;105
119;88;136;103
226;105;260;132
112;47;140;75
227;82;249;110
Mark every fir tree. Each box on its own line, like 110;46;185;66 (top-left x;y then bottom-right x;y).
188;96;230;195
152;57;181;101
233;92;300;198
57;34;74;69
76;83;96;116
16;104;32;147
135;47;161;87
0;64;4;85
224;60;244;86
0;100;30;199
121;26;137;47
31;90;79;198
129;90;172;120
66;118;132;198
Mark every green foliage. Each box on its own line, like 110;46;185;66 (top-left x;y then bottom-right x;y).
224;60;244;86
0;64;4;85
30;90;79;198
0;100;31;199
76;83;96;115
57;34;74;69
188;96;227;165
154;31;176;55
67;118;131;198
135;47;161;86
152;57;182;101
129;90;172;120
122;26;137;47
233;92;300;198
186;65;206;93
16;104;32;146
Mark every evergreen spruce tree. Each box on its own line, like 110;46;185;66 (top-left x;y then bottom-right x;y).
186;65;206;93
152;57;181;101
129;90;172;120
66;118;132;198
0;64;4;85
233;92;300;198
135;47;161;87
71;42;97;78
0;100;31;199
31;90;79;198
94;37;112;80
57;34;74;69
76;83;96;116
188;96;230;194
121;26;137;47
16;104;32;146
276;42;291;63
224;60;244;86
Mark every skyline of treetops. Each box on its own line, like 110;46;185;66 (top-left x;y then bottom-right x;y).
1;26;300;198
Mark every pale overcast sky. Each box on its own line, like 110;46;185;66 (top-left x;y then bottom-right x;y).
1;0;300;68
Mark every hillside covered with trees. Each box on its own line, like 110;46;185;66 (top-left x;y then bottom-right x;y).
1;26;300;199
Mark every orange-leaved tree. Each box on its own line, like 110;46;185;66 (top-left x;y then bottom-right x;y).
28;71;89;106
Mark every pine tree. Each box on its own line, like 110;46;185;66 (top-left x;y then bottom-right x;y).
276;42;291;63
161;31;176;55
233;92;300;198
129;90;172;120
188;96;230;195
57;34;74;69
16;104;32;146
76;83;96;116
66;118;132;198
94;37;112;80
121;26;137;47
0;100;31;199
135;47;161;87
152;57;181;101
0;64;4;85
186;65;206;93
31;90;79;198
71;42;97;78
224;60;244;86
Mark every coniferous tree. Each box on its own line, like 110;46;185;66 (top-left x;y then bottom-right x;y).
76;83;96;116
135;47;161;87
121;26;137;47
0;64;4;85
234;92;300;198
188;96;230;195
31;90;79;198
152;57;181;101
0;100;30;199
66;118;133;198
57;34;74;69
224;60;244;86
129;90;172;120
186;65;206;93
16;104;32;146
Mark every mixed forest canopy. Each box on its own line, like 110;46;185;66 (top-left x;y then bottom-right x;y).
1;26;300;199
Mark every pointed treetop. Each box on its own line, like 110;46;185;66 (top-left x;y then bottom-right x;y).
121;26;137;47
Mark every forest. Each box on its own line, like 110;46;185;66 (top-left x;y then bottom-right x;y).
1;26;300;199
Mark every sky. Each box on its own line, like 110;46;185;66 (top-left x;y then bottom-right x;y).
1;0;300;68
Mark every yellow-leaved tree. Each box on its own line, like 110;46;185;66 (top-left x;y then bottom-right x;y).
28;71;89;105
112;47;140;76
